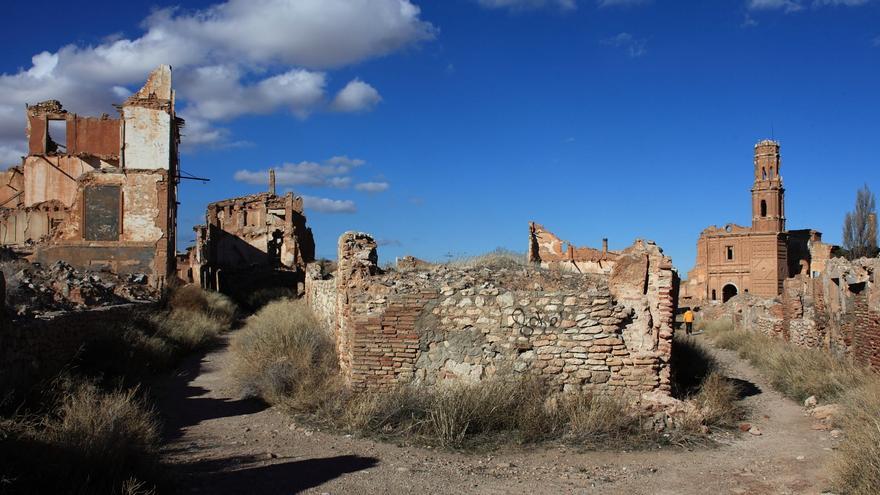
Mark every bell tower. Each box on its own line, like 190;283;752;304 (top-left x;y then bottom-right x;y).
751;139;785;232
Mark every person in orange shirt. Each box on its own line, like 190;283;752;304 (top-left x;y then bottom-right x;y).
683;309;695;335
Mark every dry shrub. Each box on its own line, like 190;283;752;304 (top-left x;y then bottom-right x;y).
0;379;160;494
690;372;746;429
231;299;339;409
245;287;296;310
704;322;865;402
832;378;880;495
152;309;225;351
168;284;237;326
561;392;646;444
447;248;526;270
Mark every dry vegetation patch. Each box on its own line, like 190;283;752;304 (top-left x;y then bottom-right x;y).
231;299;746;450
702;317;880;494
0;285;237;494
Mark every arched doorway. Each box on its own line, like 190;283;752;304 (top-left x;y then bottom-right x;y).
722;284;738;303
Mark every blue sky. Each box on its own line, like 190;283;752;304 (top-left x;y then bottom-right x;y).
1;0;878;273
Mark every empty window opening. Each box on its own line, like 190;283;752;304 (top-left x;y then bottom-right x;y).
769;166;774;177
760;200;767;217
711;289;717;301
726;246;734;261
242;209;248;227
47;120;67;153
762;167;767;180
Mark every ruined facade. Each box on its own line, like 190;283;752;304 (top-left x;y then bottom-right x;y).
0;66;180;289
528;222;618;275
682;140;836;303
306;230;677;398
183;173;315;294
712;257;880;370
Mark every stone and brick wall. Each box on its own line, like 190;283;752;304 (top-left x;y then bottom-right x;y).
306;231;678;398
715;257;880;370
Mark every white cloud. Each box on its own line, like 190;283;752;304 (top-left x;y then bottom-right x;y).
234;155;378;195
476;0;577;11
234;157;364;188
747;0;870;11
601;33;647;58
0;0;434;152
302;195;357;213
597;0;651;7
355;181;390;193
331;80;383;112
748;0;803;11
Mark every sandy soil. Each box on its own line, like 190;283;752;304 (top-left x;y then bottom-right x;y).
156;332;837;494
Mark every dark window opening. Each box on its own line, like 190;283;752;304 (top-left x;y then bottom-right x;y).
762;167;767;180
760;200;767;217
769;166;774;177
726;246;734;261
711;289;717;301
722;284;738;303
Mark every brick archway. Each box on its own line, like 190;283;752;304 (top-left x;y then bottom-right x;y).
722;283;738;303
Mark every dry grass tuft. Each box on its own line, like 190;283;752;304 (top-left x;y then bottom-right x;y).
447;248;527;270
832;378;880;495
231;299;339;409
0;379;160;494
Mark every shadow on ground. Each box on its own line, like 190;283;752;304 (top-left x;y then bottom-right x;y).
728;378;761;399
170;454;379;494
153;338;268;440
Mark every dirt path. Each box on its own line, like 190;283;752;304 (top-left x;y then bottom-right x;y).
156;332;837;494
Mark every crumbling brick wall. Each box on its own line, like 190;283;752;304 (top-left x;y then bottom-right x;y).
306;231;677;397
717;257;880;370
187;189;315;296
0;66;180;290
528;222;618;275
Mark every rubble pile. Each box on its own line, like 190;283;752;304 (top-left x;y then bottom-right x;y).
375;262;603;296
1;254;156;316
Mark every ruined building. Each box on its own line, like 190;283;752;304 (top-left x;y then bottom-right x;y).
306;227;677;400
182;170;315;296
682;140;835;303
528;222;618;275
710;257;880;370
0;66;181;289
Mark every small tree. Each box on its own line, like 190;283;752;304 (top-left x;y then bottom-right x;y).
842;184;878;259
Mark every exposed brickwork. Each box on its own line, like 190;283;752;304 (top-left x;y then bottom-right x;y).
716;257;880;371
306;230;677;398
682;140;836;304
0;66;181;289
